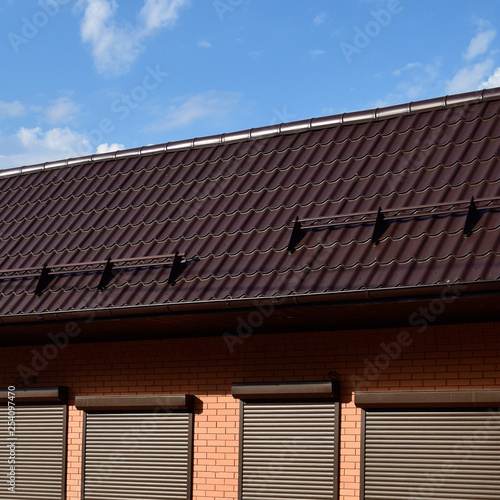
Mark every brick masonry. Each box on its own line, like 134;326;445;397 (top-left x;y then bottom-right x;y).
0;321;499;499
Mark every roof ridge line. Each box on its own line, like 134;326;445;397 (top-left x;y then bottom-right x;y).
1;87;499;180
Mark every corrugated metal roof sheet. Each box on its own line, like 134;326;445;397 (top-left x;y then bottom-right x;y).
1;87;500;322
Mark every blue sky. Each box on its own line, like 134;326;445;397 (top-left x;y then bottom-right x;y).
0;0;499;170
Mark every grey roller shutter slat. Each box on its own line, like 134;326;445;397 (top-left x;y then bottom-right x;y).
241;402;338;500
84;412;192;500
364;410;500;500
0;405;66;500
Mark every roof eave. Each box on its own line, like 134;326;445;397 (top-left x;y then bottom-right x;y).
1;279;499;327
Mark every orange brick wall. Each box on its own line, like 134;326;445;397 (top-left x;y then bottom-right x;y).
0;321;499;499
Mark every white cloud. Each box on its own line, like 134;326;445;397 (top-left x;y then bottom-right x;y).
197;40;212;48
76;0;139;76
0;100;26;119
17;127;42;147
1;97;81;125
480;67;500;89
96;142;125;153
148;90;242;131
310;49;326;58
0;126;96;170
463;29;496;61
443;24;499;95
139;0;186;32
392;62;422;76
17;126;91;155
446;59;494;94
0;126;127;170
378;58;441;106
76;0;189;76
45;97;81;124
313;12;327;25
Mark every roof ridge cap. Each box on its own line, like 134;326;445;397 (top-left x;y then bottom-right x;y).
1;86;499;180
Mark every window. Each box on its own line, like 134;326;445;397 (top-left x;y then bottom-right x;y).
356;390;500;500
0;387;67;500
76;395;194;500
232;381;340;500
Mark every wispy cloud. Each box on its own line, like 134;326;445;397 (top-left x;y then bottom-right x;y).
0;126;93;169
0;100;26;119
139;0;186;32
392;62;423;77
480;67;500;89
147;90;242;131
197;40;212;48
0;123;127;170
0;96;81;128
313;12;327;25
446;59;494;94
446;24;497;94
45;97;81;125
376;59;441;107
310;49;326;58
463;28;496;61
75;0;189;76
96;142;125;153
17;126;91;155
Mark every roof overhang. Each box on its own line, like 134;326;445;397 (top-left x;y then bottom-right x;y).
0;281;499;346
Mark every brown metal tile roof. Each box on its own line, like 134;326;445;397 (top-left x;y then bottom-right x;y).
1;87;500;323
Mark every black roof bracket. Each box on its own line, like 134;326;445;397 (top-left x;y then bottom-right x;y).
371;207;390;245
168;251;186;286
97;258;117;291
34;264;53;297
287;217;306;254
463;196;481;237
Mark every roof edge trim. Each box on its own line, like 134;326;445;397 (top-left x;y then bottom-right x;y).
1;87;499;179
1;279;499;326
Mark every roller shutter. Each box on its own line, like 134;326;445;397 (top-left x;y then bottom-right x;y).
240;401;339;500
363;409;500;499
83;411;192;500
0;404;67;499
